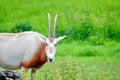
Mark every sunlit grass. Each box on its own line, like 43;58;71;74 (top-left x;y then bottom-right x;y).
57;41;120;57
25;56;120;80
0;0;119;34
0;0;120;79
0;41;120;80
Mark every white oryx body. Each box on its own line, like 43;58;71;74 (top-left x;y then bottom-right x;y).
0;13;66;80
0;31;45;69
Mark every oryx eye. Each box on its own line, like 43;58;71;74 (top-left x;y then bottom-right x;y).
46;43;48;46
55;44;57;46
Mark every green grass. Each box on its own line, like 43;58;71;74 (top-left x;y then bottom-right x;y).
0;0;119;35
0;41;120;80
57;41;120;57
23;41;120;80
0;0;120;41
1;56;120;80
0;0;120;80
23;56;120;80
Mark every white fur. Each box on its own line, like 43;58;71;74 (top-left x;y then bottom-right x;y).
0;13;67;80
0;31;66;69
0;31;46;69
46;39;57;61
0;31;66;80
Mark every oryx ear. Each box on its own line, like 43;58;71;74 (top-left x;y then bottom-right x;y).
55;36;67;42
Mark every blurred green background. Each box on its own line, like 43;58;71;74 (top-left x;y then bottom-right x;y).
0;0;120;79
0;0;120;42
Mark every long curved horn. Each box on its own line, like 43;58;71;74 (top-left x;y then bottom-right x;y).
53;14;58;38
48;13;50;38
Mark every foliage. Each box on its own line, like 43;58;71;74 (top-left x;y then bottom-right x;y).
88;36;104;45
0;0;120;79
5;56;119;80
57;41;120;57
0;0;119;42
105;26;120;41
11;22;34;33
0;26;4;32
70;19;94;41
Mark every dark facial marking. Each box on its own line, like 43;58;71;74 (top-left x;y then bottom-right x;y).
55;44;57;46
49;38;53;42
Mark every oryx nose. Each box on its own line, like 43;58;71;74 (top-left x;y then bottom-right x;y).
49;58;53;62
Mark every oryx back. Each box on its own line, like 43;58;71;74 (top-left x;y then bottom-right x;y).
0;31;45;69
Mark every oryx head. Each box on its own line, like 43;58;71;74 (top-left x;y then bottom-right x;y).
45;13;66;62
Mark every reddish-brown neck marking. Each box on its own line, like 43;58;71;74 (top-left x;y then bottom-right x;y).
21;42;47;69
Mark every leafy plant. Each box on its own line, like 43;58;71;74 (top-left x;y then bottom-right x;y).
65;18;95;41
105;26;120;41
11;22;34;33
88;36;104;45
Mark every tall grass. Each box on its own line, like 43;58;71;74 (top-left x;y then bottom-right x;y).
57;41;120;57
0;0;120;41
0;0;120;80
22;56;120;80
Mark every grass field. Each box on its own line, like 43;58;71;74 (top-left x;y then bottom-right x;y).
0;41;120;80
21;55;120;80
34;56;120;80
24;41;119;80
0;0;119;35
0;0;120;80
